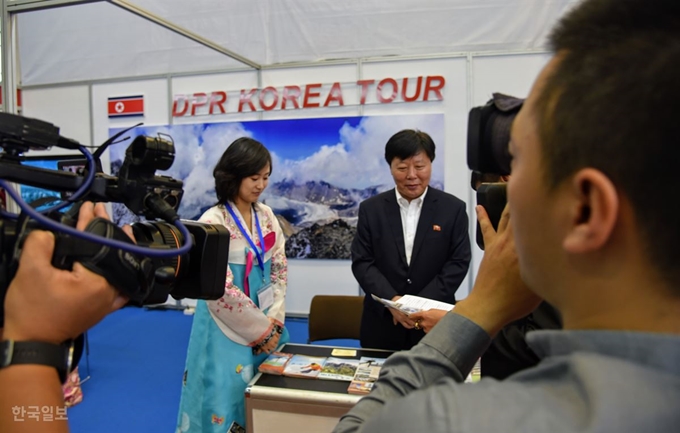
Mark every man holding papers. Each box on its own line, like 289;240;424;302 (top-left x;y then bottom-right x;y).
351;130;471;351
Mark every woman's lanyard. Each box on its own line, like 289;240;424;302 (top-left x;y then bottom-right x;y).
225;203;266;282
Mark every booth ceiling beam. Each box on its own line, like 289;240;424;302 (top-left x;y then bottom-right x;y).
3;0;262;108
107;0;262;70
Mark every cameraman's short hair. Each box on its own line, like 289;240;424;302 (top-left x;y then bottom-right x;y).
213;137;272;204
384;130;436;165
537;0;680;289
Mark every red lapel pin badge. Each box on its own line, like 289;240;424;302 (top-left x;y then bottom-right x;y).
433;224;441;231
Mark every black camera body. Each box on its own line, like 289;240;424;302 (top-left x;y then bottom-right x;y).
0;112;230;319
467;93;524;249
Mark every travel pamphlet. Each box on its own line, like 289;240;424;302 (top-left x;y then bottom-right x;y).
281;354;327;378
347;357;386;395
257;352;294;375
317;357;362;381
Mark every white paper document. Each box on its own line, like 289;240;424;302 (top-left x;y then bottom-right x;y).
371;294;454;314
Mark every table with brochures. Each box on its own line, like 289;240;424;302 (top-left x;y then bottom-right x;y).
245;343;393;433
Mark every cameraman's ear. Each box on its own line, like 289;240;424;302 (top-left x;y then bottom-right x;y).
563;168;618;253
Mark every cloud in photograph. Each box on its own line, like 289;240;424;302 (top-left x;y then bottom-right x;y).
268;114;445;190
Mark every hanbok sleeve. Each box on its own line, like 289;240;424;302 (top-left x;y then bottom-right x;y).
206;266;274;346
265;213;287;327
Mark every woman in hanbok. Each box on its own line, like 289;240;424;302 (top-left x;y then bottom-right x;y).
176;137;289;433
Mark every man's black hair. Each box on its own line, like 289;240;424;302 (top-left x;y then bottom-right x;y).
384;129;436;165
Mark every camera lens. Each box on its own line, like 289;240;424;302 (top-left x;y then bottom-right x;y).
129;221;230;305
129;221;185;304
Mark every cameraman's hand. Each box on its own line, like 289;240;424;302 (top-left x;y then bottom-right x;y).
453;204;542;337
3;202;129;344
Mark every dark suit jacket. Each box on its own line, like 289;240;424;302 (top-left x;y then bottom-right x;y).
351;187;471;350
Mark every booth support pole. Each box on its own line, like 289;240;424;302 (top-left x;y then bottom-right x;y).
1;0;17;113
1;1;20;213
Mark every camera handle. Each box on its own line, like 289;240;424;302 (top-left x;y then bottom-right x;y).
49;218;155;303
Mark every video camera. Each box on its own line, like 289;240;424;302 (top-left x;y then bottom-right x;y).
0;112;230;320
467;93;524;249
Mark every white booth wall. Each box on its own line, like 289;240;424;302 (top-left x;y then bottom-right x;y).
22;85;92;151
20;51;551;315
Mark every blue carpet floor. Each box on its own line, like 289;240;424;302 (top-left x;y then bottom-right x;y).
67;307;359;433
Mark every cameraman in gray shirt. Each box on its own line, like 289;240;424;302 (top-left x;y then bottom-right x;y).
334;0;680;432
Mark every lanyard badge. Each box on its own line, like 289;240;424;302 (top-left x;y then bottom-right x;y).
225;203;266;283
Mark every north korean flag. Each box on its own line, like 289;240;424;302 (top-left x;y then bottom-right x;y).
108;95;144;118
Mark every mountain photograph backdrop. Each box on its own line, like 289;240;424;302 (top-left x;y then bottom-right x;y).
109;114;445;259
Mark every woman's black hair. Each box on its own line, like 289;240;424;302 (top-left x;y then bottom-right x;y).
213;137;272;204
